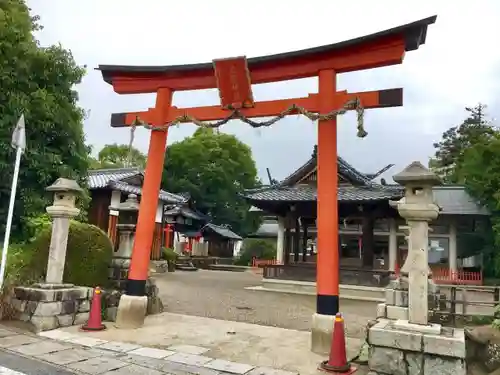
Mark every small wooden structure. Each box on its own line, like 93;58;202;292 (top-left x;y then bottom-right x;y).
201;224;242;258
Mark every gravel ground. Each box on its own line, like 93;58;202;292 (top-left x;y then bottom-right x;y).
154;269;378;338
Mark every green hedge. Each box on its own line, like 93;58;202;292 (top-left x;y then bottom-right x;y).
21;220;113;288
235;238;276;266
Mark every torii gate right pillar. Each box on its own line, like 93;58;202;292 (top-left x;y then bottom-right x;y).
312;69;341;353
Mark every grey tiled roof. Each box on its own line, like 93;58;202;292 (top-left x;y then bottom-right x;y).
203;223;242;240
433;186;489;215
244;184;403;203
163;206;208;221
245;184;488;216
88;168;141;189
109;181;186;204
280;154;375;187
88;167;187;204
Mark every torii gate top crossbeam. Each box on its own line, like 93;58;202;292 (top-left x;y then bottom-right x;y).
97;16;436;94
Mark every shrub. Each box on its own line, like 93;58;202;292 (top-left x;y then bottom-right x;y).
24;214;52;243
162;248;178;262
235;238;276;266
24;220;113;287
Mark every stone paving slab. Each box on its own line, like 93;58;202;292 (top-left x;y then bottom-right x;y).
66;356;128;374
96;341;142;353
167;344;209;355
9;340;71;356
101;364;165;375
246;367;299;375
39;330;77;341
120;354;221;375
0;335;40;348
64;336;108;347
205;359;255;374
167;352;213;366
35;347;103;365
127;347;175;359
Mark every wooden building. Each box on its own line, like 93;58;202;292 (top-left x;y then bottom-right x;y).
88;168;243;261
201;224;242;258
243;147;489;285
87;168;188;258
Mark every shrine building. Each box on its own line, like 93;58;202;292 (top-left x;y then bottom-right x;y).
243;146;489;286
87;168;242;260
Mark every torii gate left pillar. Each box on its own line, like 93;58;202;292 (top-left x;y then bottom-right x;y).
98;14;436;351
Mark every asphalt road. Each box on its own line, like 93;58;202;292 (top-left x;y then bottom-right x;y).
0;349;76;374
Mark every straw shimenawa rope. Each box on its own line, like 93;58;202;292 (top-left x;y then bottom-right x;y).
127;98;366;161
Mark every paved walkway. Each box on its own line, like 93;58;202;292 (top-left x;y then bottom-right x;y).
154;270;378;338
15;312;369;375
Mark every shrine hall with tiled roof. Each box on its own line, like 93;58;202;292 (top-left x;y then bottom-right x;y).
243;149;489;217
242;151;403;204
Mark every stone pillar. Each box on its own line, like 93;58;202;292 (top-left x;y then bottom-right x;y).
45;178;83;285
449;218;458;273
361;215;375;268
388;218;398;272
276;216;285;264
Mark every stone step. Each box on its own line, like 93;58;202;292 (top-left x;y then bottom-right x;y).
176;265;198;271
207;264;249;272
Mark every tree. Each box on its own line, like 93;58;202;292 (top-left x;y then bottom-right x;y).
162;128;261;236
95;143;146;169
458;134;500;277
429;104;498;183
0;0;90;239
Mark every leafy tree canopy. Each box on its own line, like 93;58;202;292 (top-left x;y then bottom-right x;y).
0;0;90;239
433;104;500;277
93;143;147;169
429;104;498;183
162;128;261;236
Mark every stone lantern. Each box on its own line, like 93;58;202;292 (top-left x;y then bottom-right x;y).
45;178;83;285
366;162;467;375
10;177;94;333
388;161;442;326
109;194;140;289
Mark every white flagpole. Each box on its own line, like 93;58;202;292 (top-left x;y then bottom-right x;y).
0;115;26;290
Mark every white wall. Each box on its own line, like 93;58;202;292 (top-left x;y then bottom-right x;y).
109;190;121;216
155;202;163;223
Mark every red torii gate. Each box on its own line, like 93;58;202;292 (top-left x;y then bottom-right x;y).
97;16;436;333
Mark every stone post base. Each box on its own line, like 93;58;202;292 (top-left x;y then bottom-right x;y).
311;313;336;355
109;258;131;290
115;294;148;329
103;278;164;322
11;284;93;332
367;319;466;375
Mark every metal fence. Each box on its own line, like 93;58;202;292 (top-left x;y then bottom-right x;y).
431;285;499;326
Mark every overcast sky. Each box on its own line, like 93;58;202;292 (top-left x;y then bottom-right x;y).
28;0;500;182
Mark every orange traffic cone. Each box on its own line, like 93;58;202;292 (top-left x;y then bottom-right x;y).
319;313;356;374
81;286;106;331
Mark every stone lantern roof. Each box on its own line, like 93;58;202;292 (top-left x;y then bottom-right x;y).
109;194;140;212
393;161;442;186
46;178;83;193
